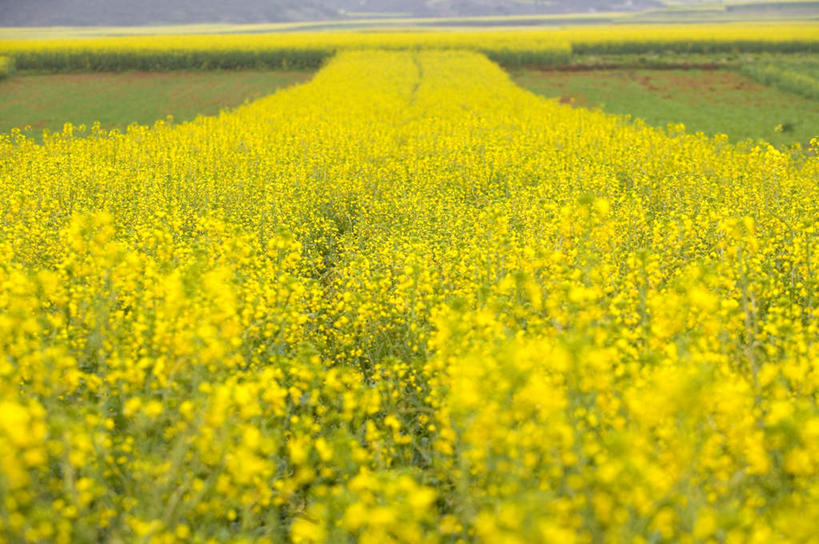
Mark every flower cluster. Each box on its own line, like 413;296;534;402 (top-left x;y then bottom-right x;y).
1;50;817;542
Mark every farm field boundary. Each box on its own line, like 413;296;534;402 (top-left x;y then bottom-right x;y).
0;56;13;79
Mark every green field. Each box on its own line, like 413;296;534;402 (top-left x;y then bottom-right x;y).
513;67;819;147
0;70;310;138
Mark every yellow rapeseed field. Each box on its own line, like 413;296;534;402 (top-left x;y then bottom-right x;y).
1;49;818;542
2;22;818;71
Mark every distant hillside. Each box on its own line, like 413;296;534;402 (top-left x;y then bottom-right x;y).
0;0;663;27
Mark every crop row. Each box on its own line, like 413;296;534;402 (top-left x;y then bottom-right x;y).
739;62;819;101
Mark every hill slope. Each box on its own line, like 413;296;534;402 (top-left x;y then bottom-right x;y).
0;0;662;26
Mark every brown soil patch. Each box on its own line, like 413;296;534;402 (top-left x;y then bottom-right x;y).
522;63;722;72
621;70;787;107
